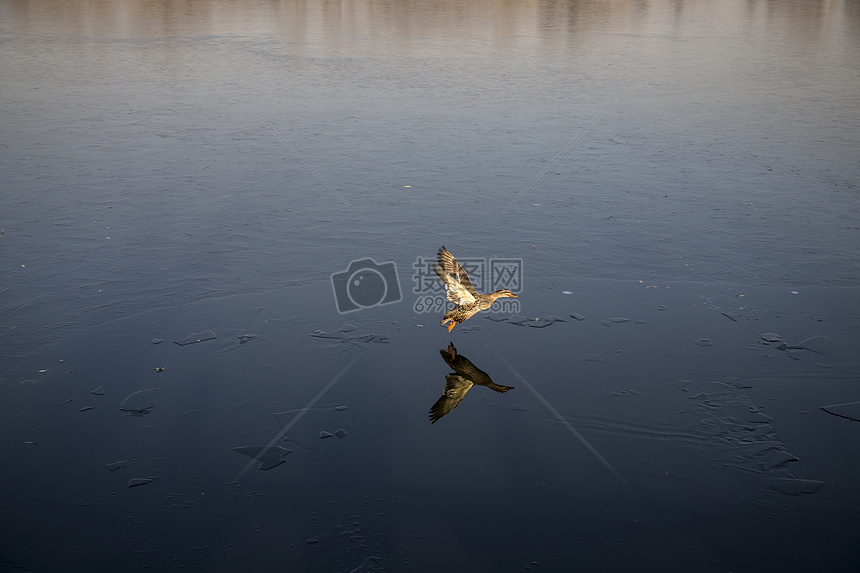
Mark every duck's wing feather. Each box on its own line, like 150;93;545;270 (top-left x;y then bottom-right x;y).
428;374;474;424
436;246;479;297
434;264;476;305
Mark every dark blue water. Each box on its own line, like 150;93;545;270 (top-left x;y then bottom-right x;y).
2;1;859;571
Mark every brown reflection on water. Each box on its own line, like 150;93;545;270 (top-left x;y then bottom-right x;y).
4;0;856;88
5;0;853;42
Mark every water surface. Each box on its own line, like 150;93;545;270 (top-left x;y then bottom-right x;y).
1;1;859;571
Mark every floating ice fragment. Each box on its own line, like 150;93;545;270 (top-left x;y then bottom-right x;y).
583;353;605;362
79;406;94;412
610;390;641;398
562;291;573;295
120;388;157;416
128;477;156;488
334;405;348;411
759;332;782;343
569;313;586;321
506;315;530;326
233;446;292;470
334;429;347;439
494;315;566;328
310;326;389;345
319;431;333;439
765;477;824;496
672;380;692;391
173;330;216;346
693;339;714;347
91;386;105;395
744;409;772;423
762;449;800;468
151;338;163;344
735;440;783;457
310;329;336;338
107;461;131;472
793;335;835;355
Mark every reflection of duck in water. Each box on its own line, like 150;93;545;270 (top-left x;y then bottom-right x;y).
429;342;514;424
434;246;517;332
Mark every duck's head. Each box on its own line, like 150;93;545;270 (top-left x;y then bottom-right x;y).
492;289;518;298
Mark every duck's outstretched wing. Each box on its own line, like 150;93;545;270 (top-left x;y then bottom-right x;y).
429;374;474;424
434;246;478;303
434;265;476;305
437;246;478;295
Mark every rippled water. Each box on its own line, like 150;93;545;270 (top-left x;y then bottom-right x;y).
2;1;859;571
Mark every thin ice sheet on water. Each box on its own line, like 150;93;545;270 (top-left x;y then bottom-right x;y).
487;315;566;328
233;446;292;470
671;380;818;496
120;388;157;416
310;325;389;345
173;330;216;346
820;401;860;422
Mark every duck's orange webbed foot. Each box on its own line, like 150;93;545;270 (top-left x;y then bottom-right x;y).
447;321;457;333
